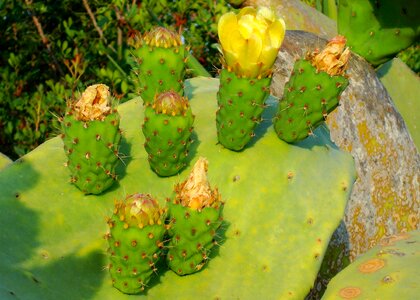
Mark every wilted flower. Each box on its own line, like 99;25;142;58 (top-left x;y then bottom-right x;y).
74;84;111;121
218;6;286;78
177;157;221;210
309;35;350;76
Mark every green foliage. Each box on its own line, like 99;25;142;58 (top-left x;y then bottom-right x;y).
0;0;231;159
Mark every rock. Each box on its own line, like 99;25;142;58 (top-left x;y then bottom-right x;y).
244;0;337;40
377;58;420;149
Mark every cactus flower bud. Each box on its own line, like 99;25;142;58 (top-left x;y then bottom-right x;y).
218;6;286;78
74;84;112;121
152;91;189;116
309;35;350;76
177;157;220;210
115;194;164;228
139;27;182;48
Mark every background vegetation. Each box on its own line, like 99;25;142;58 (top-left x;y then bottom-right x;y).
0;0;231;159
0;0;417;159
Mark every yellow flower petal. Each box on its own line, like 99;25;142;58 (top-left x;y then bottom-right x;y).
218;12;238;52
238;34;263;77
257;6;276;22
237;6;257;18
238;14;256;39
268;19;286;49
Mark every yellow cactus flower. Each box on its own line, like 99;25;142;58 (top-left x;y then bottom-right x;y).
218;6;286;78
74;84;112;121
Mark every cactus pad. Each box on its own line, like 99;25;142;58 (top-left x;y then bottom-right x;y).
0;78;355;299
338;0;420;66
323;230;420;299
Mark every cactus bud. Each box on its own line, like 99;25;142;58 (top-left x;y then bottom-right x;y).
143;27;182;48
152;91;189;116
116;194;164;227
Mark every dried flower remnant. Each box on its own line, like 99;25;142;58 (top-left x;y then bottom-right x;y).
309;35;351;76
74;84;112;121
176;157;221;210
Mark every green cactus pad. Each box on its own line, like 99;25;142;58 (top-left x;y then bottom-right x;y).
274;58;348;143
62;111;121;194
107;205;166;294
0;78;355;299
338;0;420;66
216;68;271;151
322;230;420;299
167;201;223;275
142;105;194;177
130;46;187;105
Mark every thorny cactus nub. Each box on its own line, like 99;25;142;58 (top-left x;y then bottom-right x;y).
61;84;121;194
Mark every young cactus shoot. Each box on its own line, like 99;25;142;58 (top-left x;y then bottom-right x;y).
107;193;166;294
142;91;194;177
167;157;224;275
129;27;187;105
61;84;121;194
274;36;350;143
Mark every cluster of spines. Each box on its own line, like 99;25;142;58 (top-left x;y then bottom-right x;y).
216;68;271;151
61;109;121;194
105;195;166;294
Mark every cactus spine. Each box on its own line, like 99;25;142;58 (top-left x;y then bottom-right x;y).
106;193;166;294
167;157;223;275
273;36;350;143
142;91;194;177
129;27;187;105
61;84;121;194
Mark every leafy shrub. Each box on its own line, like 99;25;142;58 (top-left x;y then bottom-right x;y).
0;0;231;159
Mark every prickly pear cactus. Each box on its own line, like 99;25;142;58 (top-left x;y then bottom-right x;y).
106;193;166;294
129;27;187;105
273;36;350;143
322;230;420;299
61;84;121;194
0;78;355;299
167;158;223;275
338;0;420;66
142;91;194;176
